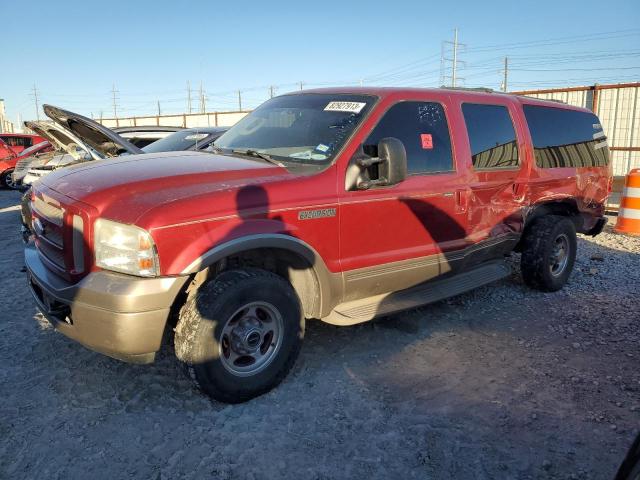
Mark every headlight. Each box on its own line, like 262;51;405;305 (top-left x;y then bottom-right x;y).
94;219;159;277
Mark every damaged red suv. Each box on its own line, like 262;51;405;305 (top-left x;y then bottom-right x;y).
25;88;611;403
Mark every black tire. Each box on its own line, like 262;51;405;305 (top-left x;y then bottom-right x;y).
174;268;304;403
0;169;15;189
521;215;577;292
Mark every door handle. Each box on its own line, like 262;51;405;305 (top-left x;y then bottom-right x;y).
512;183;526;201
455;189;468;213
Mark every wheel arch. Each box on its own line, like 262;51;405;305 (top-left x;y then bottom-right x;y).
515;199;581;252
180;234;340;319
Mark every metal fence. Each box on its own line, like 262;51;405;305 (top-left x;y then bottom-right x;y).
97;110;250;129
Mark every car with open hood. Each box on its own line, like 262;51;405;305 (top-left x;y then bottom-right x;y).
19;105;144;187
13;119;104;189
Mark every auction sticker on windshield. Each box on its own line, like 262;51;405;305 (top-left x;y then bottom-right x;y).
324;101;366;113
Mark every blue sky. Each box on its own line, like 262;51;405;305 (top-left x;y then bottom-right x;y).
1;0;639;125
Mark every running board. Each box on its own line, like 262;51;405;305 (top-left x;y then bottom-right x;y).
322;260;511;326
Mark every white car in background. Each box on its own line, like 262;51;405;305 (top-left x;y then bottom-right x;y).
19;105;145;188
13;120;101;188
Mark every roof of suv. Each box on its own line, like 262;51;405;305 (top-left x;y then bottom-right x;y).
290;87;592;113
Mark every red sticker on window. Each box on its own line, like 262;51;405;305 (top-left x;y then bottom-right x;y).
421;133;433;149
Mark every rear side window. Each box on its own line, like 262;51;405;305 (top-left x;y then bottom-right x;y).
462;104;519;169
365;101;454;174
523;105;609;168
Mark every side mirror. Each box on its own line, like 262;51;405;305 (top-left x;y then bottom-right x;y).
377;137;407;186
347;137;407;190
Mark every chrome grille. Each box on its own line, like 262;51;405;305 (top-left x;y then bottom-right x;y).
32;195;67;272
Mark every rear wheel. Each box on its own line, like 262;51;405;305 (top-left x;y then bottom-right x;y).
521;215;577;292
174;268;304;403
0;169;15;189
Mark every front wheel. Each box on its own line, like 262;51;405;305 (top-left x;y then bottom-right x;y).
0;169;15;189
521;215;577;292
174;268;304;403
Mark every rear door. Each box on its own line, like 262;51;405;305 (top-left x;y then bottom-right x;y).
457;99;528;248
338;95;469;299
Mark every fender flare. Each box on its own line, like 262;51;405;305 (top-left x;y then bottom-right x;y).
180;234;340;318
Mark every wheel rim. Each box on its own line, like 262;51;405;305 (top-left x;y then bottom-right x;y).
4;171;15;189
550;233;570;276
219;301;284;377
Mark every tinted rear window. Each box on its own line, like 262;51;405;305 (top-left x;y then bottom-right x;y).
523;105;609;168
462;104;519;169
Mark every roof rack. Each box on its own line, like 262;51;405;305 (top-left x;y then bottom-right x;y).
516;94;567;104
440;86;495;93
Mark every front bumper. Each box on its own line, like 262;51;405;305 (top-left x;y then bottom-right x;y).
25;243;189;363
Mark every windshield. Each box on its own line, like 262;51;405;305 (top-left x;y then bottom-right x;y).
142;129;214;153
214;93;375;168
20;141;50;157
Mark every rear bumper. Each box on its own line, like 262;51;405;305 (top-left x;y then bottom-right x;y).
25;243;189;363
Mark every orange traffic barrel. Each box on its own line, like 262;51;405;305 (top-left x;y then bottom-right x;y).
615;168;640;236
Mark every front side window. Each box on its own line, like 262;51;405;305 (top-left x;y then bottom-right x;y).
462;103;519;169
523;105;609;168
364;101;454;174
214;93;375;170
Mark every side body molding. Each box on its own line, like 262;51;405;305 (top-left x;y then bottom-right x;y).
180;234;342;319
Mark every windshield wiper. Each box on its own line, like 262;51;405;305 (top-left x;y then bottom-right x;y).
231;149;283;167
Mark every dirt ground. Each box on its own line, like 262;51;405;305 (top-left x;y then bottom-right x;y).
0;188;638;480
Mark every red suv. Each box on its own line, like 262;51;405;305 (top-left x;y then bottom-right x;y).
1;140;52;188
0;133;45;155
24;88;611;403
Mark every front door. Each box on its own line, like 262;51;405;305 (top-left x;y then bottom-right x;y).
338;98;468;301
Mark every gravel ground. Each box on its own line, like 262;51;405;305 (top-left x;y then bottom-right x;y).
0;188;638;480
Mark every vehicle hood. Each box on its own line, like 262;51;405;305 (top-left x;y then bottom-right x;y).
24;120;97;159
43;104;143;157
40;151;293;224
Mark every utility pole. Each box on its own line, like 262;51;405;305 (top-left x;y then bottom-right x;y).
440;29;465;88
111;83;119;118
452;28;459;87
199;82;205;113
269;85;275;98
187;81;192;113
238;90;242;111
502;57;509;92
31;84;40;121
157;100;161;116
299;81;304;91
